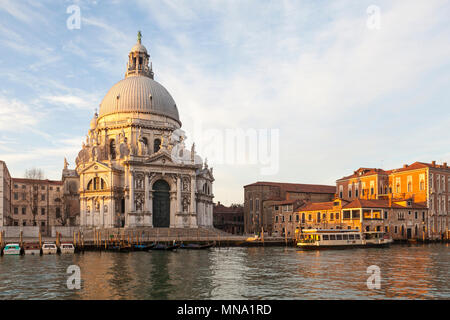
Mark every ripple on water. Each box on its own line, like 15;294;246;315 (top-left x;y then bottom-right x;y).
0;244;448;299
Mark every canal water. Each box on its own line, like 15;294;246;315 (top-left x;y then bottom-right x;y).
0;244;448;299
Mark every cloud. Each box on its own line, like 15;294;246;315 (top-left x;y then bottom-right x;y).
0;95;41;131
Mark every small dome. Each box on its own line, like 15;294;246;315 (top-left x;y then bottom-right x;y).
131;43;147;54
98;76;180;123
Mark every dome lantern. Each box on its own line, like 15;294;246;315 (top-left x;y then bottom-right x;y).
125;31;154;79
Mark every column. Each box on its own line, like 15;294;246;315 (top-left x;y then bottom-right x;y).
176;176;181;214
144;172;150;212
170;192;176;228
100;197;104;227
129;170;135;212
190;176;196;227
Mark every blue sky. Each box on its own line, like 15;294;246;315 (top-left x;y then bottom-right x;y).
0;0;449;205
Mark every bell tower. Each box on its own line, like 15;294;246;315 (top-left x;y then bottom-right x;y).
125;31;154;79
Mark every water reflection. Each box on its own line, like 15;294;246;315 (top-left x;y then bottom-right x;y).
0;244;448;299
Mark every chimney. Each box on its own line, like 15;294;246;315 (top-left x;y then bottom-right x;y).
403;164;408;168
432;161;436;167
444;162;448;168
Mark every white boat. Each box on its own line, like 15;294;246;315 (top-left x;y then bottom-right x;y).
23;243;41;255
42;242;58;255
297;229;393;249
364;231;394;246
60;243;75;254
3;243;21;255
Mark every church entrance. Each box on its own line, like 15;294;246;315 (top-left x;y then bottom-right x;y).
153;180;170;227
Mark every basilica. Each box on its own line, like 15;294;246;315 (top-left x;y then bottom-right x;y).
75;32;214;228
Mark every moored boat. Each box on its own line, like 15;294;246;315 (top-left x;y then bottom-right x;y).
42;242;58;255
297;229;393;249
23;242;41;255
150;242;180;251
3;243;21;255
60;242;75;254
179;243;214;250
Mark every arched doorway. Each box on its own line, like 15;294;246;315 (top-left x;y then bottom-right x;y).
153;180;170;227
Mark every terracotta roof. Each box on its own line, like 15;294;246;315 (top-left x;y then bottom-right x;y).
297;201;337;211
337;168;389;181
391;161;449;173
213;203;243;214
12;178;63;185
244;181;336;194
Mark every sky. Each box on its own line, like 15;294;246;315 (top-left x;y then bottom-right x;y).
0;0;449;205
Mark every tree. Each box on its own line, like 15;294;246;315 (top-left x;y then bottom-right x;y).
24;168;45;229
24;168;45;180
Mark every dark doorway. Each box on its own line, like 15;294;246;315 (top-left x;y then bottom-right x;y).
153;180;170;227
407;228;412;239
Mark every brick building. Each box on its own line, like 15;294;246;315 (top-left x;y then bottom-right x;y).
243;182;336;234
0;161;12;227
11;178;64;234
336;161;449;239
276;198;429;241
213;202;244;234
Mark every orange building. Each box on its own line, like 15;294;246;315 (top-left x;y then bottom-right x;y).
294;198;428;240
336;161;449;239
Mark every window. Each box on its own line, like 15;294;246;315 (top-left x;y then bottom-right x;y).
274;206;279;211
384;211;388;219
339;185;343;199
110;139;116;159
154;138;161;153
343;234;348;240
295;215;299;222
282;216;285;222
394;226;398;233
14;192;18;200
330;213;334;220
23;221;26;226
335;212;339;220
56;187;60;192
41;208;45;215
41;222;45;227
255;199;260;212
22;207;26;215
289;215;292;222
14;207;18;215
329;235;336;240
317;212;321;223
415;211;418;219
348;186;352;198
343;211;351;219
41;194;45;201
336;235;342;240
56;207;61;218
323;235;329;240
275;216;279;223
14;184;18;189
349;234;355;240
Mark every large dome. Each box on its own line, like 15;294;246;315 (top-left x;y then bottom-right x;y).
98;75;180;123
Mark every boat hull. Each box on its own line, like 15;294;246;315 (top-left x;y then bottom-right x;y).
3;249;21;255
42;249;58;255
24;249;41;255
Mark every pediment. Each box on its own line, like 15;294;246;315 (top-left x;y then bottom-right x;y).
144;151;175;165
78;161;112;174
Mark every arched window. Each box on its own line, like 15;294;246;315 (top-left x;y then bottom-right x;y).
110;139;116;159
87;178;107;191
154;138;161;153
